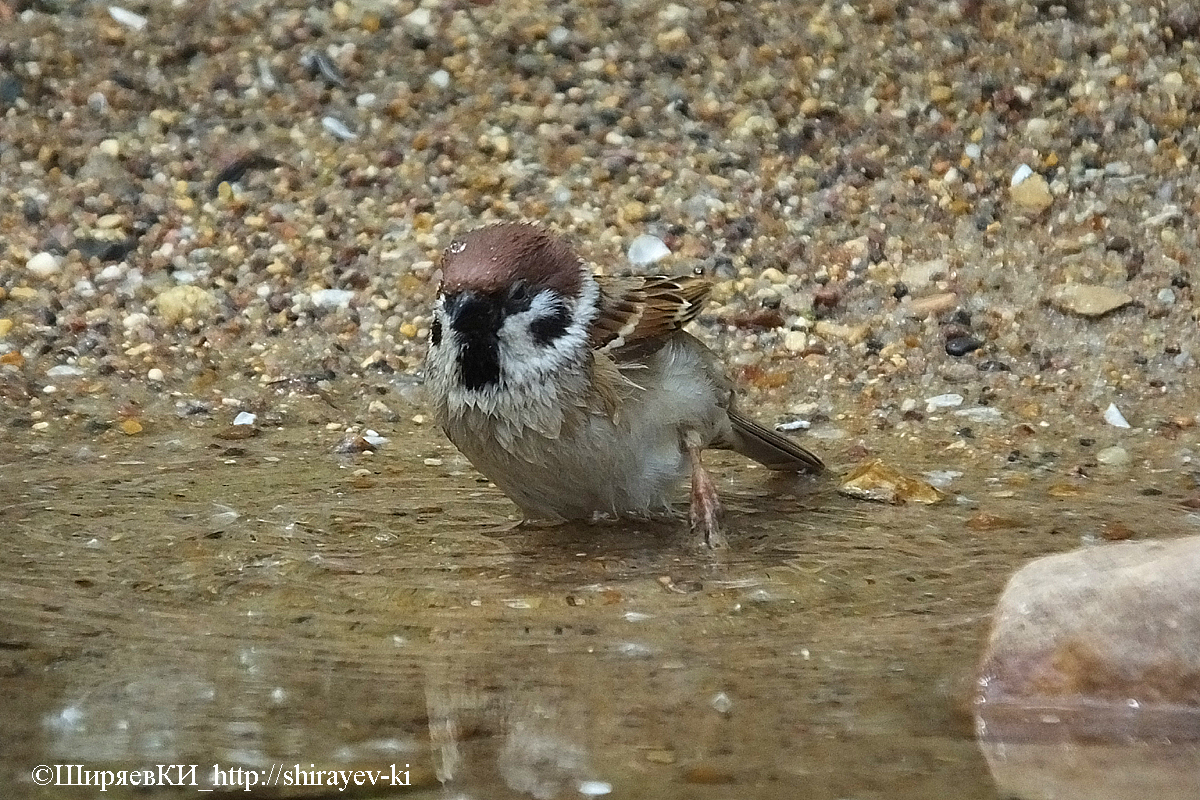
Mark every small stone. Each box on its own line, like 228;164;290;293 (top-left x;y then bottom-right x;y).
26;251;61;278
966;513;1026;531
1048;285;1133;318
98;138;121;158
321;116;357;141
783;330;807;352
1100;521;1135;541
310;289;355;308
403;7;432;29
1104;402;1132;429
839;459;945;505
905;292;958;318
147;368;164;382
1010;171;1053;212
233;411;257;426
0;319;12;338
577;781;612;797
627;234;671;266
954;406;1003;424
946;335;984;356
108;5;148;30
925;393;964;411
1096;445;1131;466
155;285;218;325
367;399;394;418
119;419;143;435
900;258;948;289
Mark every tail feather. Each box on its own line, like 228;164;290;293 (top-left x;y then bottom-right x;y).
726;411;824;473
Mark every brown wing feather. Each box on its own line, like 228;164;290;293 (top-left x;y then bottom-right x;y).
590;275;711;357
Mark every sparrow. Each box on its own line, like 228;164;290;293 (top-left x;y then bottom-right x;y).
424;222;823;548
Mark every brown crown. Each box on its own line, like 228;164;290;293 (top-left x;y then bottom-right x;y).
439;223;585;297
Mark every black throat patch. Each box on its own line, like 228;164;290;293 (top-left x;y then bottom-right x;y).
448;292;503;390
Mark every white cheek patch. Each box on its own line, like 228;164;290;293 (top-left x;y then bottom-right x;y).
497;281;597;388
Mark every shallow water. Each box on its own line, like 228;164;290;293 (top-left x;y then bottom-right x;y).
1;403;1195;799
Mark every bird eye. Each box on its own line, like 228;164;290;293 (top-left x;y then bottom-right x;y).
505;281;535;313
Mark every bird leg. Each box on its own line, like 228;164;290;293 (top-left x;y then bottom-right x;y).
686;436;727;549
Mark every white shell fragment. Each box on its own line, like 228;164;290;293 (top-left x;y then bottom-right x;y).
627;234;671;266
310;289;355;308
108;6;148;30
925;393;964;411
321;116;358;141
577;780;613;796
1104;402;1131;429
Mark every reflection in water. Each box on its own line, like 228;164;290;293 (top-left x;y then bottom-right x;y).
11;422;1185;798
976;699;1200;800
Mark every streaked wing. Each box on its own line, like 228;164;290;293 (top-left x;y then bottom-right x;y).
590;274;711;358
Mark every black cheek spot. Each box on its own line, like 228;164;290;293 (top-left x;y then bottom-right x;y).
530;303;571;347
430;317;442;346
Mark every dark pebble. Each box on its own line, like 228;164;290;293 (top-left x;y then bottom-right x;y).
74;236;139;263
1105;234;1131;253
813;285;842;310
0;73;22;107
946;336;983;356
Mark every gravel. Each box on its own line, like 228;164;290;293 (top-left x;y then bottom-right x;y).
1;0;1198;475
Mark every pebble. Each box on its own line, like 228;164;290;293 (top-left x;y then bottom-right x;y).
904;292;958;318
1104;403;1131;429
1009;170;1053;212
147;368;164;382
233;411;257;426
155;285;218;325
925;393;965;411
783;330;807;352
954;407;1003;424
627;234;671;266
26;251;61;279
1048;285;1133;318
310;289;355;308
1096;446;1131;466
900;258;948;289
321;116;358;141
945;336;983;357
108;6;147;31
839;459;945;505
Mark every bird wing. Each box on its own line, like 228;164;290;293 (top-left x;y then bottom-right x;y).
589;274;711;359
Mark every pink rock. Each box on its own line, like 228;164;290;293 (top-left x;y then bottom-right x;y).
976;536;1200;800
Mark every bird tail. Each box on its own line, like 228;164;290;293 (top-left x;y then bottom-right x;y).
727;411;824;473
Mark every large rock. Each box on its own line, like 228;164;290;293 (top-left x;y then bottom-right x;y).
976;536;1200;800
